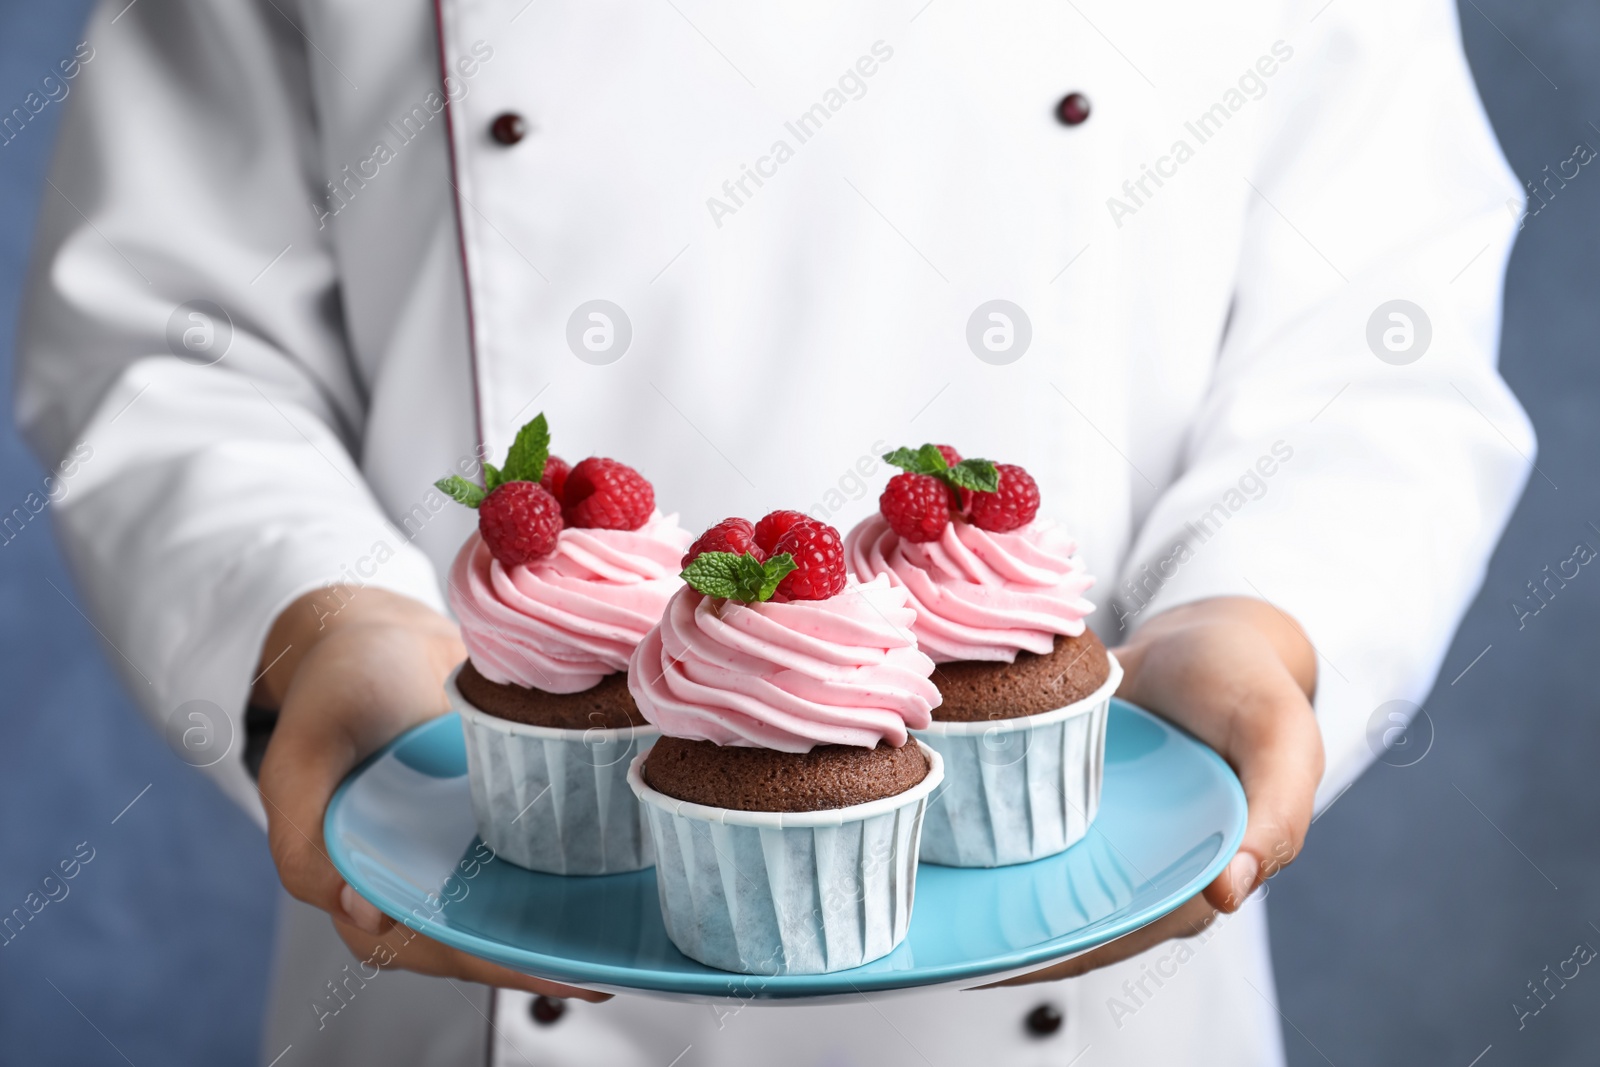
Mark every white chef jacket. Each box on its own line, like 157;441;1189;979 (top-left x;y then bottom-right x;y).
16;0;1532;1063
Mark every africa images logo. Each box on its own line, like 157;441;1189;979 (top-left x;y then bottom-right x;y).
1105;41;1294;228
704;41;895;228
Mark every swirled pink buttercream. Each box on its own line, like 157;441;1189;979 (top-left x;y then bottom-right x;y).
627;575;940;751
449;513;693;693
844;514;1095;663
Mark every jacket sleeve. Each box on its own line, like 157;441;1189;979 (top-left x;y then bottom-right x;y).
14;0;448;818
1117;0;1534;805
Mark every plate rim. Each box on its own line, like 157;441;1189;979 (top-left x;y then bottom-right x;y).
325;698;1247;998
625;739;945;829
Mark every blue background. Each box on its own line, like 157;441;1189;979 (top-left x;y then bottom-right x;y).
1;2;1596;1064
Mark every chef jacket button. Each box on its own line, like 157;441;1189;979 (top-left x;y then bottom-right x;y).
490;111;529;145
1055;92;1091;126
1025;1002;1064;1037
530;995;566;1025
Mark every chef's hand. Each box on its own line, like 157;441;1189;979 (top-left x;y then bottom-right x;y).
998;595;1323;985
255;586;608;1002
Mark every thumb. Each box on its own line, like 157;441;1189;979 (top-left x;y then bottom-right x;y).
1202;680;1323;913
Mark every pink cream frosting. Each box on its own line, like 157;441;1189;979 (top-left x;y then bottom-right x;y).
448;512;693;693
844;513;1095;663
627;575;940;751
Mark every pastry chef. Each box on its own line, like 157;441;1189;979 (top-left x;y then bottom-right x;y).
16;0;1531;1063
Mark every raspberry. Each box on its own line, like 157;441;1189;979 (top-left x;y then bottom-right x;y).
682;517;759;567
540;454;570;501
935;444;962;467
562;457;654;530
966;463;1040;533
752;510;809;555
478;481;563;567
772;519;847;601
879;473;951;543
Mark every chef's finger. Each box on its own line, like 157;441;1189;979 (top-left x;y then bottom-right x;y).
332;919;611;1002
339;883;396;936
259;705;372;925
1203;672;1322;913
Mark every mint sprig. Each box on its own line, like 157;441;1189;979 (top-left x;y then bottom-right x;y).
942;460;1001;493
882;444;1000;494
502;413;550;484
681;551;797;603
435;474;487;508
433;412;552;509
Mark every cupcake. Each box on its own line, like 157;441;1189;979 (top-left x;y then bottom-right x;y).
845;444;1121;868
435;413;691;875
627;512;945;975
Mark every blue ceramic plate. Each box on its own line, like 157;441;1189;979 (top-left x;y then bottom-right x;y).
325;699;1245;1001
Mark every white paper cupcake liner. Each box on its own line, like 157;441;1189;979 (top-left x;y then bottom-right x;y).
915;653;1122;868
448;666;658;875
627;742;944;975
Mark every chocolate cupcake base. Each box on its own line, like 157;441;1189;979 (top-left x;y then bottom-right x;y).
642;737;928;813
917;651;1122;868
628;742;944;975
932;630;1111;722
448;665;658;875
456;659;648;729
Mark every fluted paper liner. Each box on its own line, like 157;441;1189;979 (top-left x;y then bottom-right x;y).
448;667;657;875
628;742;944;975
916;653;1122;868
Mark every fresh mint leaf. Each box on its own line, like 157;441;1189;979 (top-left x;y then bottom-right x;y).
482;462;504;493
502;412;550;484
882;444;947;476
880;446;924;473
883;443;999;493
756;553;797;601
681;552;765;600
681;551;796;602
944;458;999;493
435;475;486;509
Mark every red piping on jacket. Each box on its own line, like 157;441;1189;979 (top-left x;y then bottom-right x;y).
432;0;487;458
